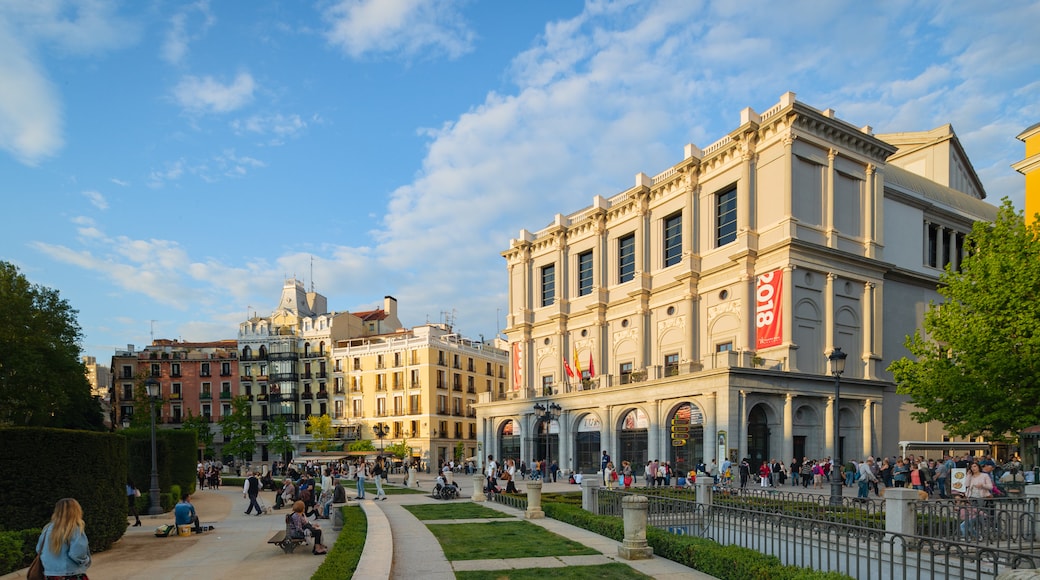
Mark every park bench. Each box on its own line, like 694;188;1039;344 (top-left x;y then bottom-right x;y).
268;515;307;554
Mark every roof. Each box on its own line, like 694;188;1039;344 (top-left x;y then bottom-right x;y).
885;165;998;221
898;440;991;452
353;309;387;322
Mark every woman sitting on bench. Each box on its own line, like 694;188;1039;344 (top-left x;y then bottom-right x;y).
289;501;327;555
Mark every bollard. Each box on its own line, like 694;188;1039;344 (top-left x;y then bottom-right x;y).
407;467;417;488
617;495;653;560
331;503;346;531
525;481;544;519
581;475;601;514
883;488;920;537
472;473;486;502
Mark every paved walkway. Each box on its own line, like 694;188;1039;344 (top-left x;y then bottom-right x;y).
3;472;868;579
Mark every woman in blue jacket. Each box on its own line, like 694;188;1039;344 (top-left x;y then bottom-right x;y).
36;498;91;579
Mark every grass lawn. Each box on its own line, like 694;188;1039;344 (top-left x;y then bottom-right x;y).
456;563;652;580
404;502;513;520
428;520;598;560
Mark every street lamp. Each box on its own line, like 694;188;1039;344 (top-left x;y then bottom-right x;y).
145;377;163;515
373;423;389;454
533;402;562;480
828;347;848;506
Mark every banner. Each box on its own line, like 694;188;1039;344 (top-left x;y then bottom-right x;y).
755;268;783;349
512;342;523;392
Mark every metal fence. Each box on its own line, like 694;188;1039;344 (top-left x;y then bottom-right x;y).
592;486;1040;579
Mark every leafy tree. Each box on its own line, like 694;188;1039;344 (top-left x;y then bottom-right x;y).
219;396;256;464
454;441;465;463
889;199;1040;440
307;414;335;452
0;261;104;429
266;415;294;463
347;439;374;452
181;409;215;458
385;440;413;461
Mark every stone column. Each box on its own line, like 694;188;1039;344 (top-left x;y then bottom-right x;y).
581;475;601;514
782;394;794;464
525;481;544;519
883;488;920;537
472;473;486;502
407;466;418;488
617;495;654;560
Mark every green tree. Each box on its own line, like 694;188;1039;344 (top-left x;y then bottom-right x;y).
219;396;256;464
889;199;1040;440
181;409;215;458
348;439;374;452
0;261;103;429
385;440;413;461
454;441;465;463
307;414;335;452
267;415;294;463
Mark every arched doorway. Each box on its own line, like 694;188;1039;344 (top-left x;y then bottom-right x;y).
618;408;649;475
747;405;770;467
498;419;521;464
574;414;601;473
667;402;704;475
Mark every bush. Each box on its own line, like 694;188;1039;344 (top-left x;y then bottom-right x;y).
312;505;367;580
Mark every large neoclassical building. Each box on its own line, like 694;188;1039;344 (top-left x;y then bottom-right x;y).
478;92;997;476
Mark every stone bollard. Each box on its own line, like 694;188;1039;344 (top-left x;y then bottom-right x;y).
883;488;920;537
472;473;486;502
331;503;346;531
407;467;417;488
581;475;601;514
525;481;544;519
695;476;713;507
1027;486;1040;542
617;495;653;560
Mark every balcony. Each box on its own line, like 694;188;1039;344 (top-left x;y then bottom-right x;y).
219;391;233;400
240;375;253;382
170;393;182;400
316;390;329;400
267;351;299;361
199;393;212;400
301;392;314;400
256;394;268;402
452;385;462;392
316;372;327;379
269;372;299;382
467;387;475;394
220;371;232;377
170;372;181;378
200;372;211;377
244;394;254;402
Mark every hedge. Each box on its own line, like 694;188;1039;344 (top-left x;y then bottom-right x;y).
0;428;129;559
542;501;852;580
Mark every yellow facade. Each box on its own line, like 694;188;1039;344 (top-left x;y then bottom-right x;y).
1013;122;1040;225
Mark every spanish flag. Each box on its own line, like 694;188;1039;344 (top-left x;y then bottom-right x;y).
573;347;582;377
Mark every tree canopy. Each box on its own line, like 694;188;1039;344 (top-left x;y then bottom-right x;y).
306;414;335;452
889;200;1040;440
0;261;103;429
219;396;256;463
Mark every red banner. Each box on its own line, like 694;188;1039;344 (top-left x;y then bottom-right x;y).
755;269;783;349
512;342;523;391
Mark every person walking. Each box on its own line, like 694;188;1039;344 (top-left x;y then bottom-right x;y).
601;450;611;484
604;461;616;490
243;471;262;515
36;498;91;579
126;479;141;527
504;459;519;493
372;457;388;501
857;458;878;498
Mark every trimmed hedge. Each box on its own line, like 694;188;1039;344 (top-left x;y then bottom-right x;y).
312;505;367;580
542;501;852;580
124;427;198;498
0;428;129;557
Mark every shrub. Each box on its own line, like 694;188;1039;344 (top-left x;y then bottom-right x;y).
312;505;367;580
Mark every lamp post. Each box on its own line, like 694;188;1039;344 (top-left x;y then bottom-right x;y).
828;347;848;506
373;423;389;455
145;377;163;515
533;402;562;481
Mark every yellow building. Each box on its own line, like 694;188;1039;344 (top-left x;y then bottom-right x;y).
1013;122;1040;224
331;323;508;469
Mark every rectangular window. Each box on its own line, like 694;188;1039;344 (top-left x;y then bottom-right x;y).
577;250;593;296
664;353;679;376
716;186;737;246
376;398;386;416
170;363;181;377
716;342;734;352
663;212;682;267
541;263;555;306
200;362;211;377
542;375;554;396
619;362;633;384
927;223;939;267
221;362;231;376
618;233;635;283
121;365;133;379
352;399;363;418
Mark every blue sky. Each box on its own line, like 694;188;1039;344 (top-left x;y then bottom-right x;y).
2;0;1038;363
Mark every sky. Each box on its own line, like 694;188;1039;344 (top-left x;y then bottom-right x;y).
2;0;1038;364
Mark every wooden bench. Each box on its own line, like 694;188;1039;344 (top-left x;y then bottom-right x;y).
267;530;307;554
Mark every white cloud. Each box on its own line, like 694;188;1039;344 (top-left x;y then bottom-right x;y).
83;190;108;210
173;72;256;114
110;178;129;186
230;113;307;143
162;0;215;65
323;0;474;60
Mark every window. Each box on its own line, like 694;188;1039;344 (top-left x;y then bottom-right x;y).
121;365;133;379
221;403;230;417
221;362;231;376
577;250;594;296
201;382;211;395
716;186;737;246
409;394;420;414
716;342;733;352
438;395;448;414
150;363;160;377
663;212;682;267
619;362;633;384
170;363;181;377
542;375;554;396
664;353;679;376
200;362;211;377
618;234;635;283
927;223;939;267
334;400;344;419
352;399;363;418
541;263;555;306
201;404;211;418
376;398;386;416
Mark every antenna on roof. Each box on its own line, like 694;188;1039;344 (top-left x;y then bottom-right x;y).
310;255;315;292
150;320;156;343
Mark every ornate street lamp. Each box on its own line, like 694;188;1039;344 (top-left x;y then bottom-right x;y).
828;347;848;506
145;377;163;515
533;402;562;480
373;423;389;455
